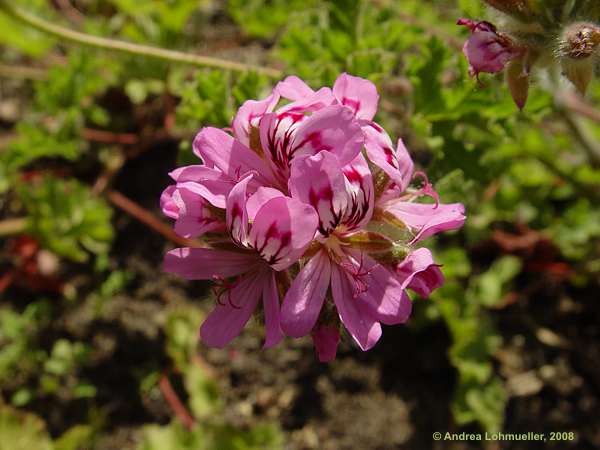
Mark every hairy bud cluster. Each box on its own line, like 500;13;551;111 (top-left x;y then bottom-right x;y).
459;0;600;108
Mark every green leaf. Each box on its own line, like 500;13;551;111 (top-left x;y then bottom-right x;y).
18;177;113;262
0;405;52;450
55;425;95;450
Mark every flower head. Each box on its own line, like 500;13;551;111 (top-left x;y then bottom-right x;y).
162;73;465;360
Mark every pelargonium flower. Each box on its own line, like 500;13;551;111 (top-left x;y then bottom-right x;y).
162;72;465;361
457;19;521;80
281;150;410;355
164;175;318;348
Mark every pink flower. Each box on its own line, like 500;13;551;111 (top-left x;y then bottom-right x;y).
161;72;465;359
164;174;318;348
281;151;412;352
457;19;520;79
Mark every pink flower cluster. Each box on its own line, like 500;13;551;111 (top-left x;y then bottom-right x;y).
161;73;465;361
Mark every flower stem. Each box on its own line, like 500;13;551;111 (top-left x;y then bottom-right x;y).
0;0;283;78
0;218;28;237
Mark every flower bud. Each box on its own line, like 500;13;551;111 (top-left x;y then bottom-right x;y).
558;22;600;94
457;19;521;80
506;57;530;110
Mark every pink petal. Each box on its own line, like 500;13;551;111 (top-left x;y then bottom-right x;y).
281;250;331;337
170;165;235;209
193;127;275;186
395;248;444;298
249;196;318;271
275;75;315;101
347;251;412;325
383;201;466;242
246;187;286;221
290;105;363;166
258;110;308;183
289;151;349;235
164;247;256;280
170;187;224;238
333;72;379;121
262;271;283;348
341;153;375;230
331;264;381;351
226;174;253;247
200;272;263;348
232;92;280;146
363;124;414;192
312;324;340;362
277;86;336;115
160;186;179;219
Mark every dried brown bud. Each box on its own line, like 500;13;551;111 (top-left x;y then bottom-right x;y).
558;23;600;94
558;22;600;60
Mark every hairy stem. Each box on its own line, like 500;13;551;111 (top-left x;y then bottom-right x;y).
0;0;283;78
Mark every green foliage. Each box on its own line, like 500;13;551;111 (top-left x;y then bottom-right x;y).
0;302;50;390
107;0;202;45
0;405;53;450
54;425;96;450
139;420;284;450
0;51;116;192
0;0;55;56
228;0;318;39
434;254;522;433
19;177;113;262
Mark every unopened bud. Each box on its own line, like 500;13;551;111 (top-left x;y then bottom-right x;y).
506;57;530;110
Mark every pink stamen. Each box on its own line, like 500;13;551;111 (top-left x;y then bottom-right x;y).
413;171;440;207
211;276;243;309
340;253;374;298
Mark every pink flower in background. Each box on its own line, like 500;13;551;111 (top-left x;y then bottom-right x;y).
457;19;520;80
162;72;466;360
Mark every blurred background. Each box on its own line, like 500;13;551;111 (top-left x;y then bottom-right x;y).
1;1;599;449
